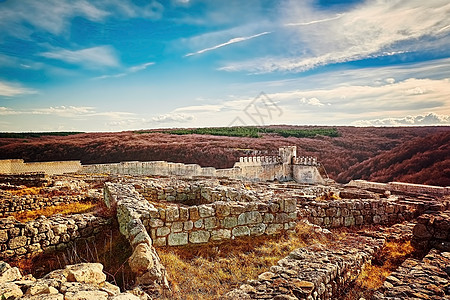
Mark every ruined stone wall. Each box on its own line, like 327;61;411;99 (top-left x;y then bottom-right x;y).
0;173;49;187
142;198;298;247
0;159;82;175
301;199;418;228
0;193;88;216
224;234;385;300
348;180;450;197
0;214;110;261
411;211;450;252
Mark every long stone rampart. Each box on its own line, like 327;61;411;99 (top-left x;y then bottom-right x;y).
143;198;298;247
0;159;81;175
0;214;110;261
300;198;419;228
348;180;450;197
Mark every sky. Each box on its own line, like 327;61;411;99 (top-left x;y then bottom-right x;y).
0;0;450;132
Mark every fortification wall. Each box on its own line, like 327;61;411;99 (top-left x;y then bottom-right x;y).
300;198;419;228
143;199;297;247
0;214;110;261
348;180;450;197
0;159;82;175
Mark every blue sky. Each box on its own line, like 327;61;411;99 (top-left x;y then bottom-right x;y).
0;0;449;132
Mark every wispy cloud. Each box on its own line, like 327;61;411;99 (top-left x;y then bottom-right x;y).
0;81;37;97
40;46;119;69
152;113;195;123
185;31;271;57
94;62;155;80
353;113;450;126
220;1;450;73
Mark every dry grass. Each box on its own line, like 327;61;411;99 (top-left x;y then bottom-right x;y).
5;187;42;196
158;222;329;300
11;202;97;223
342;240;414;299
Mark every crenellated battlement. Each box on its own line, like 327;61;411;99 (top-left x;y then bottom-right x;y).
293;156;318;166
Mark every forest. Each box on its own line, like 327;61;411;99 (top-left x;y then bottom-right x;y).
0;126;448;186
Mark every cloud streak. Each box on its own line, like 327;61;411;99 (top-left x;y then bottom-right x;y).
185;31;271;57
40;46;119;69
0;81;37;97
93;62;155;80
220;0;450;73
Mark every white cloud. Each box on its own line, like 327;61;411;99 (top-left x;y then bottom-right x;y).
152;113;195;123
220;0;450;73
40;46;119;69
0;81;37;97
353;113;450;126
185;31;272;57
300;97;324;106
94;62;155;80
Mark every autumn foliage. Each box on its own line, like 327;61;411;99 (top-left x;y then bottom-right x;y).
0;126;448;186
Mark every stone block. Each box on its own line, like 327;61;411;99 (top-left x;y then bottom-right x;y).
148;218;164;228
250;224;266;236
238;211;263;225
8;236;27;250
265;224;283;235
171;222;183;233
215;202;231;217
184;220;193;231
153;237;166;247
232;226;250;237
275;213;290;223
230;204;246;215
156;227;170;237
165;206;179;222
222;216;237;228
204;217;217;230
179;207;189;221
198;205;214;218
0;230;8;243
189;207;200;220
189;231;210;244
168;233;188;246
263;213;274;223
211;229;231;241
194;219;203;229
283;199;297;213
269;203;279;213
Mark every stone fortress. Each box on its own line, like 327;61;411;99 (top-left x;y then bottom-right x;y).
0;146;448;299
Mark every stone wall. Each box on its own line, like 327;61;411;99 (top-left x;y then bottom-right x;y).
0;192;89;216
224;234;385;300
0;173;49;188
411;211;450;252
0;159;82;175
300;198;418;228
348;180;450;197
373;249;450;299
142;198;298;247
0;214;110;261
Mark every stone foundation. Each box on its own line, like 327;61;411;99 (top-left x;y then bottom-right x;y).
411;211;450;252
0;214;110;261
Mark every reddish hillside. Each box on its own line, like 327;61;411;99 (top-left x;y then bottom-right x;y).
336;130;450;186
0;126;448;186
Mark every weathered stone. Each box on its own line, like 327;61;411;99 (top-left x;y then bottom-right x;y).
0;262;22;283
223;216;237;228
66;263;106;285
0;282;24;299
198;205;214;218
215;202;231;217
65;290;109;300
0;230;8;243
232;226;250;237
110;293;141;300
8;236;27;250
189;231;210;243
250;224;266;236
258;271;276;281
265;223;283;235
26;282;59;295
184;220;193;231
165;206;179;222
128;244;154;275
156;226;170;237
204;217;217;229
211;229;231;241
168;233;188;246
238;211;263;225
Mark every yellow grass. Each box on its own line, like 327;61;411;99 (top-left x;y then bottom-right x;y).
11;202;97;223
5;187;42;196
158;222;329;300
355;240;414;291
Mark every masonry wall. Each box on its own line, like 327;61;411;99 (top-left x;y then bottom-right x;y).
0;193;89;217
0;214;110;261
142;198;298;247
0;159;82;175
411;211;450;252
348;180;450;197
300;198;418;228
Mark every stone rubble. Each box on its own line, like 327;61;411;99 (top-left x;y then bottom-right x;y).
412;211;450;253
373;249;450;300
0;260;146;300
